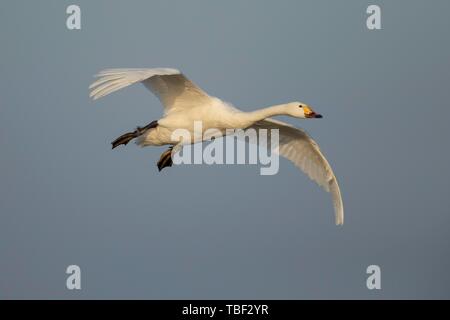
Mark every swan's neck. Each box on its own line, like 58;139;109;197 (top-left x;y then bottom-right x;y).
240;104;289;126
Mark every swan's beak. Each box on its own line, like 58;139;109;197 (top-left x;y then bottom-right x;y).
304;106;323;119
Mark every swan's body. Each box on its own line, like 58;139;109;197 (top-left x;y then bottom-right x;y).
90;68;344;225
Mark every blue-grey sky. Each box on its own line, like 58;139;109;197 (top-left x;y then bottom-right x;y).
1;0;450;299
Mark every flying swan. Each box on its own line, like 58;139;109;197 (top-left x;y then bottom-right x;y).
89;68;344;225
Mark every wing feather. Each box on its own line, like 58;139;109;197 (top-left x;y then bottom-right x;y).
251;118;344;225
89;68;212;113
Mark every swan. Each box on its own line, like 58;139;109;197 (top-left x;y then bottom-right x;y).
89;68;344;225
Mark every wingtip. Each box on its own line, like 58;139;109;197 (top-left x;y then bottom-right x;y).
90;93;100;101
335;216;344;226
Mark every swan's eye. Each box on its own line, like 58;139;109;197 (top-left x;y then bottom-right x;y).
298;105;303;108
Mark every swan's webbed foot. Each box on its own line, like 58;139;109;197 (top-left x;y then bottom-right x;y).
157;147;173;171
111;120;158;149
111;132;137;149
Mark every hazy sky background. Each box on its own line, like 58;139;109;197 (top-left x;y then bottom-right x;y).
1;0;449;299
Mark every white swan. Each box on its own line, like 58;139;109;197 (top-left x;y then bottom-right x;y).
89;68;344;225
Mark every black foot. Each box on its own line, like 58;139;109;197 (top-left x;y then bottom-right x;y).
111;132;137;149
111;120;158;149
157;147;173;171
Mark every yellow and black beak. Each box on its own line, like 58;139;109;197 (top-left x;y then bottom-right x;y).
304;106;323;119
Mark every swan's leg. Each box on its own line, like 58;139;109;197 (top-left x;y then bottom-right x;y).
157;147;173;171
111;120;158;149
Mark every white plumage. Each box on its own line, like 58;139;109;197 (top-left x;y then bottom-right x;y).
90;68;344;225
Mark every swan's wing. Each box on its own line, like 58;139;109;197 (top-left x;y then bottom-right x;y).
251;118;344;225
89;68;213;113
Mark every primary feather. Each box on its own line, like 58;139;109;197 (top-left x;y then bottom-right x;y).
90;68;212;113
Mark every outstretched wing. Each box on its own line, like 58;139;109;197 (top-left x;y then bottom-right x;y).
251;118;344;225
89;68;213;113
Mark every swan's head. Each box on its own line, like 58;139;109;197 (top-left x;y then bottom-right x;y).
286;102;323;119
